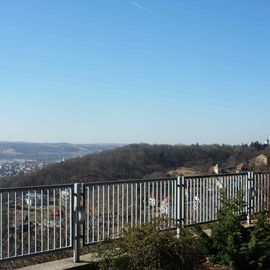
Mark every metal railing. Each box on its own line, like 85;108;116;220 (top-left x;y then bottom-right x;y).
184;173;248;225
0;171;269;264
253;172;270;214
0;184;73;262
83;177;178;246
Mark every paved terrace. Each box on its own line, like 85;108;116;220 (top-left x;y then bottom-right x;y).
19;253;99;270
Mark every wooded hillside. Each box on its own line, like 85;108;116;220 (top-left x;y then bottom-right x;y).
1;143;269;188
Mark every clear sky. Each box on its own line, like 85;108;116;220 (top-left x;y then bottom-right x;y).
0;0;269;145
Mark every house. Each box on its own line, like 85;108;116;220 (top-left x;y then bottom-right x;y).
249;154;268;167
149;197;156;206
160;196;171;215
209;164;220;175
61;189;70;200
236;163;248;173
25;193;41;206
24;193;47;207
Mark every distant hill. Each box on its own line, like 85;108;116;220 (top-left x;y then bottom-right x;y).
1;143;269;188
0;141;122;161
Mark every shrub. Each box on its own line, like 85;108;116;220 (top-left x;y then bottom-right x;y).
96;222;205;270
209;190;248;267
197;190;270;269
239;210;270;269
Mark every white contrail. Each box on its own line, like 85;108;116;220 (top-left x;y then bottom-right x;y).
131;1;160;18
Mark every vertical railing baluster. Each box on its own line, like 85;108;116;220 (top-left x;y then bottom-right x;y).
87;187;89;243
144;182;146;224
102;185;105;240
21;191;24;256
135;183;138;227
107;185;110;239
139;183;142;226
53;189;56;249
92;186;95;242
186;179;189;225
174;179;177;228
65;189;67;247
15;192;17;257
257;174;259;213
41;190;43;252
69;188;72;247
0;193;2;259
47;189;50;250
152;182;155;223
262;174;265;210
199;178;202;223
117;184;120;237
97;186;100;242
205;177;210;222
159;180;162;225
59;189;62;249
27;190;30;254
261;174;263;212
163;181;166;227
213;179;220;219
192;179;195;223
34;191;37;253
147;181;151;222
156;181;159;224
7;192;10;258
112;185;115;237
266;173;269;211
131;183;133;227
162;181;168;229
208;177;210;222
176;177;180;237
126;183;129;225
213;177;216;219
168;180;171;227
196;178;199;224
121;184;124;232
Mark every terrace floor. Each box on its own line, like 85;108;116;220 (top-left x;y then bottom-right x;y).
18;253;99;270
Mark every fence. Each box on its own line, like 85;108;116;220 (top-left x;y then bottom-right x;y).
83;178;178;246
0;172;269;264
0;184;73;262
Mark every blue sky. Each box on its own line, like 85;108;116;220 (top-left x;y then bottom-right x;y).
0;0;269;145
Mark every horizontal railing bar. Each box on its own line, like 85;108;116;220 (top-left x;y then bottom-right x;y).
83;226;178;247
1;172;261;192
185;172;248;179
253;171;270;175
0;246;72;263
0;183;74;192
83;177;177;186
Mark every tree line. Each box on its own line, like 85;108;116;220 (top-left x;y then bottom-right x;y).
1;143;269;188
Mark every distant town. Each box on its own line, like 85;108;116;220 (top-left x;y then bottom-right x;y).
0;142;122;178
0;160;49;178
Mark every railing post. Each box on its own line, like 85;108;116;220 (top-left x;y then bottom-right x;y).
176;176;185;237
73;183;84;263
247;172;254;225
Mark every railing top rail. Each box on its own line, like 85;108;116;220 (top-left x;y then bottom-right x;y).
0;183;74;192
1;171;268;192
83;176;177;187
185;172;248;179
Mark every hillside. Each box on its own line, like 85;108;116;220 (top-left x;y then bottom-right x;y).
0;141;122;161
1;143;269;188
